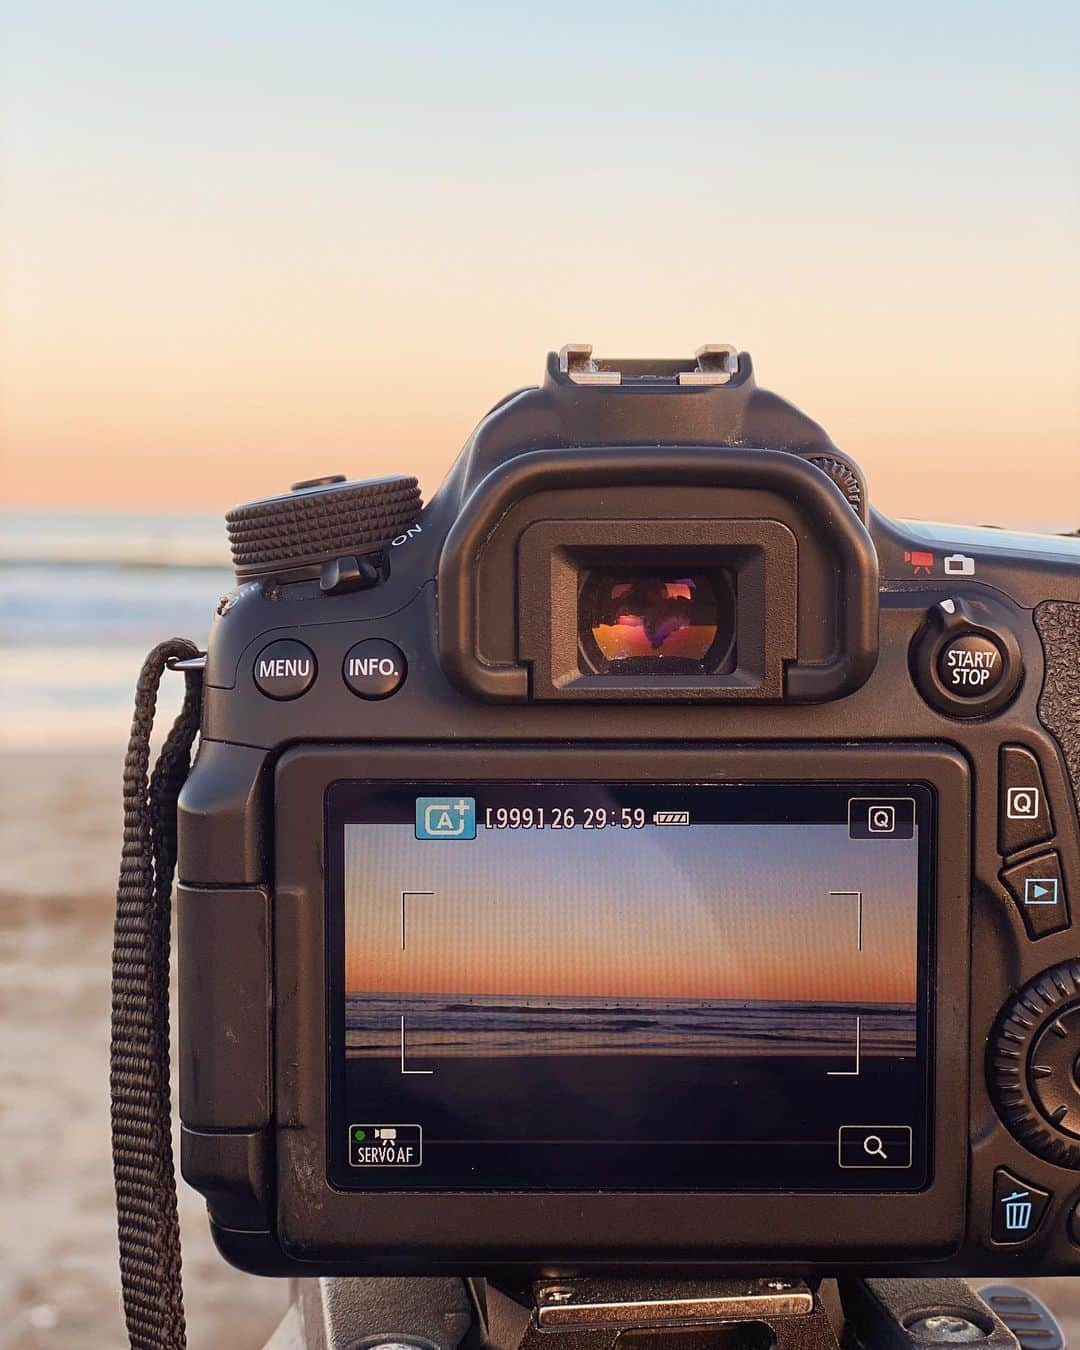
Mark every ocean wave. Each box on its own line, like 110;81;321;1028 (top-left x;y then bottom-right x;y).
0;510;227;569
345;993;918;1059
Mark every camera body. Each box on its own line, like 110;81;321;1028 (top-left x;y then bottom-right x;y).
177;347;1080;1278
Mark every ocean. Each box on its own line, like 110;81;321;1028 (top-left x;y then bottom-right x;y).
0;510;234;748
345;992;917;1058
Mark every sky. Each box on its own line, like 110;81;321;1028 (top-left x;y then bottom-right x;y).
344;822;919;1005
2;2;1078;526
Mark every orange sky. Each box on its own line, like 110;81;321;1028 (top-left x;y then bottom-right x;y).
3;323;1078;526
3;5;1078;525
344;823;919;1006
4;330;1074;526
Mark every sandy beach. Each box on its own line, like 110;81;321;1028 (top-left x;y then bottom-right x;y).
1;749;1078;1347
0;751;287;1350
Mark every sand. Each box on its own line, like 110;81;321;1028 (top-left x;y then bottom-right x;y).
1;750;1077;1348
0;752;287;1349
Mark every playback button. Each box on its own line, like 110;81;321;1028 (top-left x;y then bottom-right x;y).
1000;851;1070;939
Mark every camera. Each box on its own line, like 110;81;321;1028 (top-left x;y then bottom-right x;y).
176;345;1080;1278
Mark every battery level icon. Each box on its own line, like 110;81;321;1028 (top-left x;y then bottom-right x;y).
652;810;691;826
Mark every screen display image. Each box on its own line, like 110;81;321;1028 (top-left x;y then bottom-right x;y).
326;782;933;1192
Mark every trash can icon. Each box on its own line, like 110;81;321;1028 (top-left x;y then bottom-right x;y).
1002;1189;1032;1232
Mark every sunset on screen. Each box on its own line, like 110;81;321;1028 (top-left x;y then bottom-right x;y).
343;822;918;1006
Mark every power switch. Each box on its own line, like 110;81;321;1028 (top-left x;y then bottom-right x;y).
999;745;1054;856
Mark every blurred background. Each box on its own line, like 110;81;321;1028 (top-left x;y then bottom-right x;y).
1;1;1078;1346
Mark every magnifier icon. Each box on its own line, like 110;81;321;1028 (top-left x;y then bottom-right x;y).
863;1134;887;1160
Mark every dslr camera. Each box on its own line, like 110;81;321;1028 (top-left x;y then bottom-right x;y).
177;345;1080;1279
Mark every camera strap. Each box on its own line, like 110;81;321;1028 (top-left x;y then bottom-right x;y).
111;639;204;1350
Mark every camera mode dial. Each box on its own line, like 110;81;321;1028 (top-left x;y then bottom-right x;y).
989;961;1080;1168
226;474;422;579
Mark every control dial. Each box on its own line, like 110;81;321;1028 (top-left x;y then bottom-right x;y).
806;455;865;518
989;961;1080;1168
226;474;422;579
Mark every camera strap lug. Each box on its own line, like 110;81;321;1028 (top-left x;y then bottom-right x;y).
166;651;206;672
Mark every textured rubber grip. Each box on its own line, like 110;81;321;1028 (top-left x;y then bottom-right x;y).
1034;600;1080;816
226;475;422;578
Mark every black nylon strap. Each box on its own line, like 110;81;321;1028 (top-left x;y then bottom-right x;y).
111;639;203;1349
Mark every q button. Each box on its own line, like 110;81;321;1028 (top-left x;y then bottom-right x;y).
343;640;407;700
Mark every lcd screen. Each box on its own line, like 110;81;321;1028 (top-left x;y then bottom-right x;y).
326;781;933;1191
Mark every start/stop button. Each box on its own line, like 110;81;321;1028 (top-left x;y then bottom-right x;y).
910;595;1022;719
936;632;1006;697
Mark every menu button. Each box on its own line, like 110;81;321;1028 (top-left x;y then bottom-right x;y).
253;640;317;700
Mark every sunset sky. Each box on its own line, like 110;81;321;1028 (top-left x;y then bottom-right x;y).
344;822;919;1005
3;3;1078;525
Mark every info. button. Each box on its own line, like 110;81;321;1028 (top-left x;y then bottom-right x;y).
838;1125;913;1169
343;639;407;699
